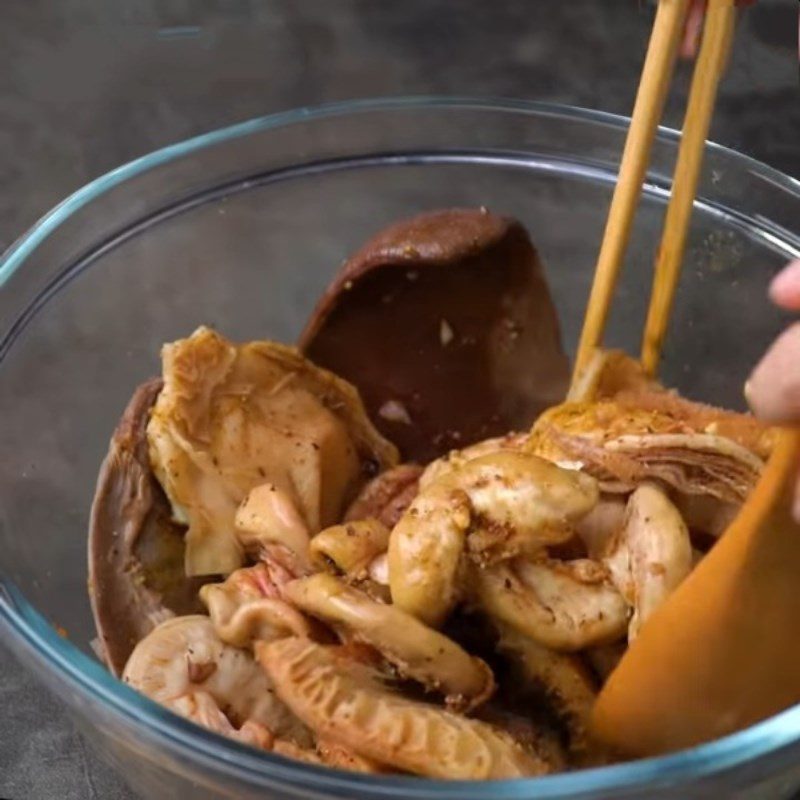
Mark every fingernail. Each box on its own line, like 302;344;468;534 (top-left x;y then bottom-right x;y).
744;379;753;407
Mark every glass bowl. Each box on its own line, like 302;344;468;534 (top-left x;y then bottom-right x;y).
1;98;800;800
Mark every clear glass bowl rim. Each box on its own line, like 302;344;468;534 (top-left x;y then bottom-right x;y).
1;95;799;798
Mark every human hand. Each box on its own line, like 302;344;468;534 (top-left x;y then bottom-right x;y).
746;260;800;520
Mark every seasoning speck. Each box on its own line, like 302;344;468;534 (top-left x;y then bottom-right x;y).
187;658;218;684
440;319;454;347
379;399;412;425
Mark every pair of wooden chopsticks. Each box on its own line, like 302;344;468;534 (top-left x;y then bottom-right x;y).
573;0;737;382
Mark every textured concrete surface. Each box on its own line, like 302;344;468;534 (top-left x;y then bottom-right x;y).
0;1;797;798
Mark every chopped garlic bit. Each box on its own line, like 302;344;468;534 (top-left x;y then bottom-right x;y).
555;460;585;472
379;399;412;425
440;319;454;347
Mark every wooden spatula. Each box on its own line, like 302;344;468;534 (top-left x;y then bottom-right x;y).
592;427;800;755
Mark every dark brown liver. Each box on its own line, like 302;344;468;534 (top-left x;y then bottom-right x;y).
88;379;210;676
299;208;569;462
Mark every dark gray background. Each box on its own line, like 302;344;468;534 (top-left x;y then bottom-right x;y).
0;1;797;798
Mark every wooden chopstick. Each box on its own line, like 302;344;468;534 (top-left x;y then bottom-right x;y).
640;0;737;375
572;0;692;381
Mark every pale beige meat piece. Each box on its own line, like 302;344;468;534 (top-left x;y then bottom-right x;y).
257;637;552;779
563;348;773;458
604;482;693;640
309;519;390;579
234;483;314;572
387;482;471;628
528;397;769;504
167;690;275;748
418;432;528;489
573;495;627;559
367;552;389;585
314;739;390;774
169;692;384;772
344;464;423;529
496;625;607;764
438;452;599;565
474;558;629;651
270;738;390;773
147;326;397;576
284;573;494;708
123;615;311;745
199;564;313;649
389;451;599;627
